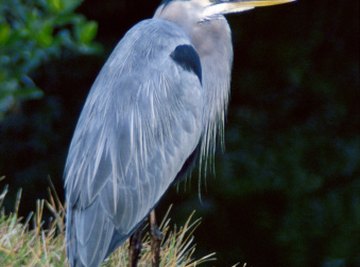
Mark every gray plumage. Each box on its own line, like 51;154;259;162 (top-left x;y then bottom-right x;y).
64;0;295;266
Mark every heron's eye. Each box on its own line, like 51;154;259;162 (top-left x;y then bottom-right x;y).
199;14;222;24
198;17;211;24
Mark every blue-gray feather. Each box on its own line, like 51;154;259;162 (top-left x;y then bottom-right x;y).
64;18;203;266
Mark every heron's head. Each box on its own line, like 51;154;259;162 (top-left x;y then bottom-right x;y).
155;0;295;23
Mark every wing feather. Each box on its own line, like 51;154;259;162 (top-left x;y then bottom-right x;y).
65;19;203;266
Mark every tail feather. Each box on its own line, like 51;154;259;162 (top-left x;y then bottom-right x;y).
66;200;121;267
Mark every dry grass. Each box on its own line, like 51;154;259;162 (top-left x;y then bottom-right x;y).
0;177;217;266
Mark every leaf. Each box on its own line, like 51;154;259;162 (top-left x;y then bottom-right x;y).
48;0;63;13
14;86;44;99
0;23;11;45
76;20;98;44
36;22;54;47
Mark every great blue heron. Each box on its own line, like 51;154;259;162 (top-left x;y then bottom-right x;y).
64;0;295;266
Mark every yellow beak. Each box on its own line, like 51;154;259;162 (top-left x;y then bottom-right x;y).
230;0;296;8
203;0;296;17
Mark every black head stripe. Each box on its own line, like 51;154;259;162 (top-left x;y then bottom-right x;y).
170;44;202;84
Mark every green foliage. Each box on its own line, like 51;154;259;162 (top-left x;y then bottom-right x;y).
202;2;360;265
0;0;100;119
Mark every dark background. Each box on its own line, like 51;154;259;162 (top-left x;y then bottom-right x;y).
0;0;359;266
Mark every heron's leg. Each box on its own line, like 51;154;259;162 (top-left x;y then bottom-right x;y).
129;227;143;267
150;210;163;267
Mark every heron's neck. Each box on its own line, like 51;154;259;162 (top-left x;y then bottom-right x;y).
173;18;234;169
155;6;234;170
